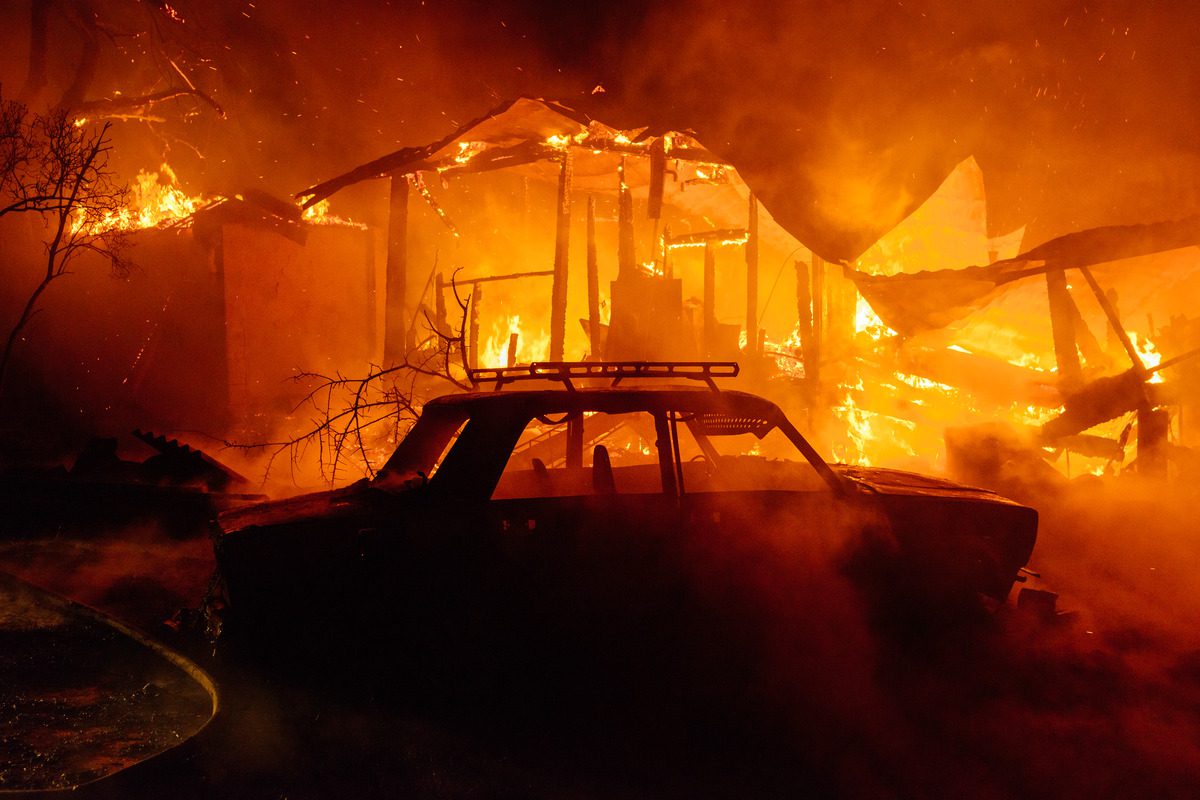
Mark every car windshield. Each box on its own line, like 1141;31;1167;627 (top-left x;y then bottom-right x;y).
672;414;828;493
493;410;664;499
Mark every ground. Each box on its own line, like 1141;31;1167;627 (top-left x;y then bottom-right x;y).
2;477;1200;798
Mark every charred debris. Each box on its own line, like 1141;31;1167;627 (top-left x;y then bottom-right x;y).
3;97;1199;523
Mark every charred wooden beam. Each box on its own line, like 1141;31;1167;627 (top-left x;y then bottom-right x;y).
550;153;573;362
469;283;482;370
648;138;667;220
664;228;748;248
507;333;519;368
384;174;410;363
586;195;602;358
1046;268;1084;392
1040;368;1173;441
745;194;759;356
617;159;636;278
703;241;716;359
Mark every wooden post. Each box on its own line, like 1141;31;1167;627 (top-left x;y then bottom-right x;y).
1046;268;1083;392
703;241;716;358
796;259;818;383
586;195;601;358
384;174;410;364
550;153;573;362
469;283;482;370
617;158;636;278
745;194;759;355
507;332;519;367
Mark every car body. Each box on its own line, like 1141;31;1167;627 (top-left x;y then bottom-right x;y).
214;366;1037;700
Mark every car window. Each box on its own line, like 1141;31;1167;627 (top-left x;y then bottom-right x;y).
491;411;664;499
673;416;828;493
373;409;469;490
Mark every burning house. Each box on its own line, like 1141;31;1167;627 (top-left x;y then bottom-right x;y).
297;96;857;372
0;169;378;441
292;98;1200;487
6;2;1200;797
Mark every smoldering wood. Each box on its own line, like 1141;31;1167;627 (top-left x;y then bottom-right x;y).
1046;268;1084;391
1041;369;1174;441
550;153;573;362
410;174;460;237
298;133;732;209
384;174;410;363
586;195;601;358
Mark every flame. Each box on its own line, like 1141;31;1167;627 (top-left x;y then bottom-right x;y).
1130;331;1164;383
74;163;211;235
544;131;590;150
479;315;549;368
301;198;366;229
76;165;364;236
854;294;897;339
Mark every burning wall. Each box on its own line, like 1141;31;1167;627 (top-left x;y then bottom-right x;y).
1;175;378;443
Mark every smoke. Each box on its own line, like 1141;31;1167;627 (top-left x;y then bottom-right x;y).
2;4;1200;794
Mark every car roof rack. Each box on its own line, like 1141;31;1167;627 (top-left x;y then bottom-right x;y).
467;361;740;392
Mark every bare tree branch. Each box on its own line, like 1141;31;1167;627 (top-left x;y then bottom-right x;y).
0;95;130;395
227;272;478;487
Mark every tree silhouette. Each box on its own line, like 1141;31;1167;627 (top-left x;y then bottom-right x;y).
0;93;130;395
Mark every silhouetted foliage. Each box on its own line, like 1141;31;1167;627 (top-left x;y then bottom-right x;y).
0;93;130;395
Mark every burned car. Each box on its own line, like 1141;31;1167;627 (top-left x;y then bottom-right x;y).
214;363;1037;706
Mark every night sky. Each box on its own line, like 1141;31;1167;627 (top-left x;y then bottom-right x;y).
3;0;1198;261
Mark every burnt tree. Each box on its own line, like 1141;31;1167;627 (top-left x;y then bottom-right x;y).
0;95;129;396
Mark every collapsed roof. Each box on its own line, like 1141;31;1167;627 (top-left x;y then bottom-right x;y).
297;96;812;260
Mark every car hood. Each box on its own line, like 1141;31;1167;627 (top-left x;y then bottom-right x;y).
832;465;1023;505
218;484;368;534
